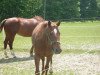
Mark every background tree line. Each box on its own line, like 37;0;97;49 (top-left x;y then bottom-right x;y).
0;0;100;21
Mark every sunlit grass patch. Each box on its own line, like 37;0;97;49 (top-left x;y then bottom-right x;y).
62;49;100;54
0;66;77;75
0;21;100;53
1;66;34;75
53;70;76;75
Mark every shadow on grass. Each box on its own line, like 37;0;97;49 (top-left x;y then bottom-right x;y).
0;56;34;64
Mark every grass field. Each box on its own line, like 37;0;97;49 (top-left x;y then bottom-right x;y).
0;21;100;53
0;21;100;75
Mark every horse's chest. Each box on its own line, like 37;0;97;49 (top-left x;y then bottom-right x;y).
35;47;53;57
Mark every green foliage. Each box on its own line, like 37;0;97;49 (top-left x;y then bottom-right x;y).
0;0;99;21
0;0;43;21
97;0;100;17
0;0;24;20
46;0;80;20
80;0;98;18
20;0;43;18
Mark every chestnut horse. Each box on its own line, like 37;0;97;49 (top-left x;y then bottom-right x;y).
0;16;44;58
31;21;62;75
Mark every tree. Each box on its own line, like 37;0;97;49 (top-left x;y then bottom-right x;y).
20;0;43;18
88;0;98;18
0;0;43;21
80;0;98;19
0;0;24;21
45;0;79;20
96;0;100;17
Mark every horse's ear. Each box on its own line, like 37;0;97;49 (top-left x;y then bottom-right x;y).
56;21;61;26
48;21;51;27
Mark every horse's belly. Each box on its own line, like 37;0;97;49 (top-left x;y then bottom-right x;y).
17;26;34;37
17;31;32;37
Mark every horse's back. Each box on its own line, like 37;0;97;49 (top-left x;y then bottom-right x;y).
17;18;38;37
4;16;44;37
7;17;19;22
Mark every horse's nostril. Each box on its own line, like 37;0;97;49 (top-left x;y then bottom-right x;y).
54;48;62;54
56;49;58;51
60;49;62;52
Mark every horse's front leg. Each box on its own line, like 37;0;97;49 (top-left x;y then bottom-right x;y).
41;57;45;75
45;56;52;75
35;55;40;75
49;58;53;74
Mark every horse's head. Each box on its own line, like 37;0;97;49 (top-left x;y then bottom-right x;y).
46;21;62;54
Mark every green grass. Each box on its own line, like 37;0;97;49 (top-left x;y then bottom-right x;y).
62;49;100;54
0;21;100;75
1;66;34;75
54;70;75;75
0;66;75;75
0;21;100;54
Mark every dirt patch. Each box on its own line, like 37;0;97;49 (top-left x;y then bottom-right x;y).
0;51;100;75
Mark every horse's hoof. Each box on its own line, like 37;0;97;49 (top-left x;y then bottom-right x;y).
49;69;53;74
30;55;35;60
30;54;34;57
5;56;9;58
13;56;17;58
30;55;34;57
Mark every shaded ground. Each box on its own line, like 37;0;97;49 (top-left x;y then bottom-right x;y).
0;51;100;75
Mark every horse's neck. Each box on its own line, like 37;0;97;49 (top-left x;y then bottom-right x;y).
38;29;49;43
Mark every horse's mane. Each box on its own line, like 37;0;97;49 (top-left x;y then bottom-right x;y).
32;21;49;44
33;16;44;22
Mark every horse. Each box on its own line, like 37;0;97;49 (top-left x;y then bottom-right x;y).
0;16;44;58
31;21;62;75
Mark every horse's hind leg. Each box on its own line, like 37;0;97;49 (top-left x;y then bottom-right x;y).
30;45;34;57
4;37;9;58
9;40;16;58
8;35;16;58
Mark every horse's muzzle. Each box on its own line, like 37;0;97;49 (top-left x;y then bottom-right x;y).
53;48;62;54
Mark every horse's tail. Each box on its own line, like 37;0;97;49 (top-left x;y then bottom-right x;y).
0;19;6;33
